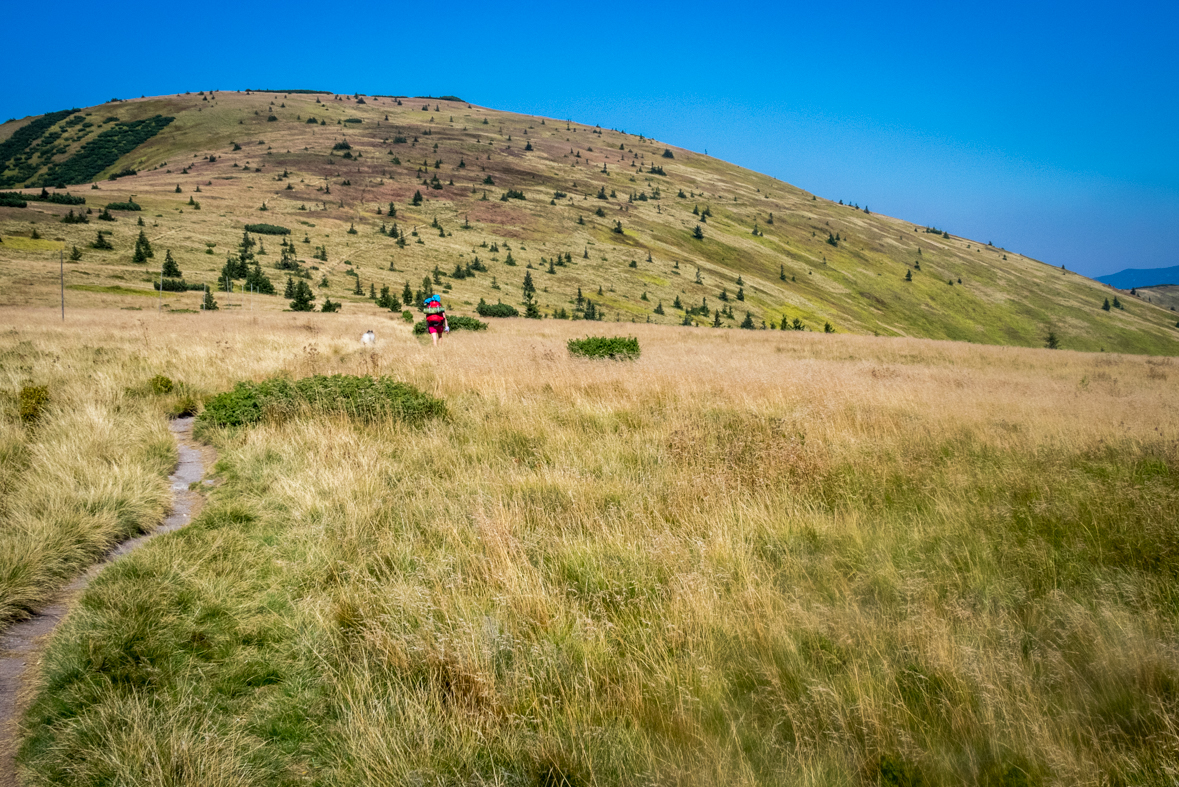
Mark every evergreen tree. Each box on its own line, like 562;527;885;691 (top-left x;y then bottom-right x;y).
1102;298;1111;311
135;230;153;259
780;265;786;281
321;297;341;312
1045;330;1060;349
202;288;218;310
290;280;316;311
402;281;414;304
654;301;664;315
712;310;722;327
161;249;181;278
905;270;913;282
246;263;275;295
284;277;296;299
693;224;704;240
673;295;683;310
737;287;745;301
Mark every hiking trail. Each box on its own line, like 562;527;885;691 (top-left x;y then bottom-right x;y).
0;416;213;786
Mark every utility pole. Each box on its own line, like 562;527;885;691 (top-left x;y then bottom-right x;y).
158;255;164;314
60;249;64;321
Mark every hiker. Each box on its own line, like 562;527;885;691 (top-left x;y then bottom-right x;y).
423;294;448;346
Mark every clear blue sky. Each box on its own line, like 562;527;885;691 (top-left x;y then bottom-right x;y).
4;0;1176;278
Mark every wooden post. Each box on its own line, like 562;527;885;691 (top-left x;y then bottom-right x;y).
60;249;64;321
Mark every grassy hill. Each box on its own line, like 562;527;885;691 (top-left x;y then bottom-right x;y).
1137;285;1179;314
1;90;1177;354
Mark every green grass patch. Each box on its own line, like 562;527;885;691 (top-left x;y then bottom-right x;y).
67;284;160;297
567;335;640;359
196;374;447;428
2;236;64;252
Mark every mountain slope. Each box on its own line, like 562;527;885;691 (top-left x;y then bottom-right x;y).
1;90;1177;354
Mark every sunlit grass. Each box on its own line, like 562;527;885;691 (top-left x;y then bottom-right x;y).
5;307;1178;786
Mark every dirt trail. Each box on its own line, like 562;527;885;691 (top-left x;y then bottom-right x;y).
0;416;213;786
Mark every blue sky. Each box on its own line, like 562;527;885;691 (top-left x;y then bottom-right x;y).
4;0;1175;277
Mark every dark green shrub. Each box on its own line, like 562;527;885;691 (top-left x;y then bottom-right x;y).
105;201;140;211
153;278;191;292
476;299;519;317
39;115;172;186
567;336;640;360
243;223;290;235
19;385;49;424
0;193;28;207
412;315;488;334
197;375;446;428
2;189;83;205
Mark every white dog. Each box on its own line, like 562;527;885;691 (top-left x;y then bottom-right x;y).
360;330;376;346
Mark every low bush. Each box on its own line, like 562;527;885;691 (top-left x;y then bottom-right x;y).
243;223;290;235
197;375;446;428
476;299;519;318
105;201;140;211
412;315;488;335
153;278;201;292
0;190;84;205
567;335;640;360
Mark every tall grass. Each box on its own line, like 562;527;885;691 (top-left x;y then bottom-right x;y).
7;308;1179;786
0;332;175;624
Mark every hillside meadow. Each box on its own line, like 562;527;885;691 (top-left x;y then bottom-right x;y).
2;309;1178;786
2;90;1178;354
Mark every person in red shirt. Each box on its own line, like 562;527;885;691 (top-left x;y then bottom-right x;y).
423;294;448;346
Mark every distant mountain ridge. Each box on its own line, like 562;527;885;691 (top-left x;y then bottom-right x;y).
1096;265;1179;289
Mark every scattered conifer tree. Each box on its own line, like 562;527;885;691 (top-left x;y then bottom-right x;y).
162;249;181;278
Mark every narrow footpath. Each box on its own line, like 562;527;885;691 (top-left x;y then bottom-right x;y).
0;416;213;786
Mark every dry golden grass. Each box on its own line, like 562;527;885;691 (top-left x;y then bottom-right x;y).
5;308;1179;786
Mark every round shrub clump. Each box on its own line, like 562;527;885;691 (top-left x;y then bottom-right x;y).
149;374;174;395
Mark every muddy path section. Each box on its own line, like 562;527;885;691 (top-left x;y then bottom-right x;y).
0;416;213;786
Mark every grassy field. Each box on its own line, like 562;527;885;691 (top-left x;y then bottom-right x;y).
4;308;1177;786
1;91;1177;354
